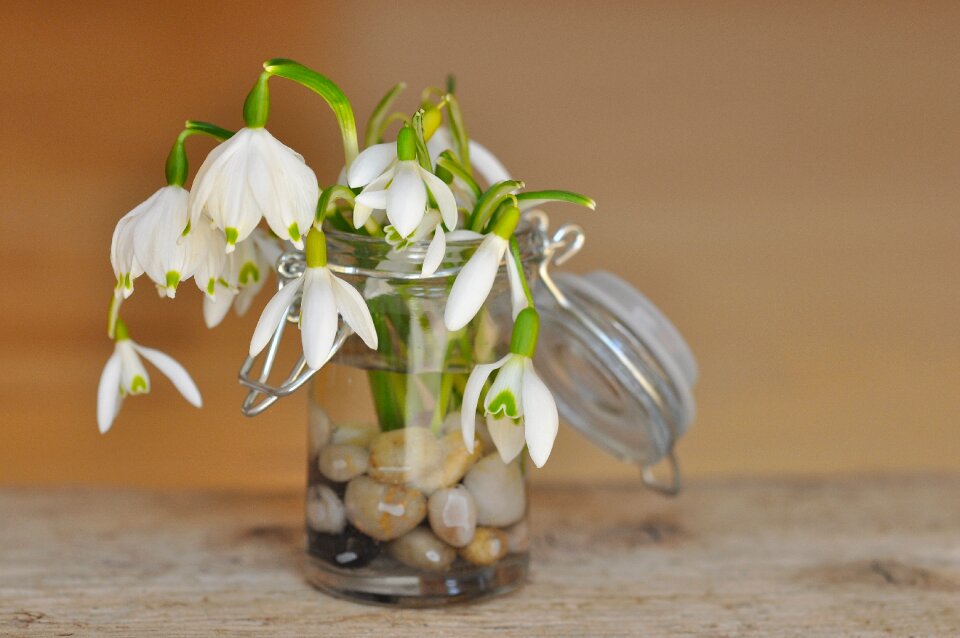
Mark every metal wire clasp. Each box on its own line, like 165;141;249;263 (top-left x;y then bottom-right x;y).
237;252;350;417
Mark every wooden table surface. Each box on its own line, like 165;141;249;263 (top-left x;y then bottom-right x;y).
2;477;958;637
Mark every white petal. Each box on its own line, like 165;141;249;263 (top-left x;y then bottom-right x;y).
483;355;525;418
329;273;378;350
446;229;484;242
521;359;559;468
300;268;339;369
385;162;426;238
505;248;528;320
421;226;446;276
444;234;508;331
249;277;304;356
356;190;387;210
134;343;203;408
203;285;235;328
460;354;511;453
96;352;123;434
486;415;526;464
468;138;512;185
347;143;397;188
118;340;150;394
419;167;458;230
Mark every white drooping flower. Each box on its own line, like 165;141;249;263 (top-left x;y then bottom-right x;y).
187;127;319;252
203;229;283;329
460;309;558;467
443;203;520;331
249;231;378;370
350;128;457;239
111;185;195;298
96;321;202;434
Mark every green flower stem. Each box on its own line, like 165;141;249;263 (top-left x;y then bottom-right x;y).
262;58;359;166
469;180;524;232
367;369;407;432
430;372;454;434
516;189;596;211
243;72;271;128
376;112;410;141
436;151;482;200
365;82;406;148
114;318;131;342
509;235;536;308
165;120;235;187
106;293;121;339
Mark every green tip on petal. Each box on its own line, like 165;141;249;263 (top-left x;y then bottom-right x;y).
181;220;191;237
288;223;301;243
239;261;260;286
225;228;239;247
130;375;148;394
486;389;519;419
165;271;181;292
206;278;216;296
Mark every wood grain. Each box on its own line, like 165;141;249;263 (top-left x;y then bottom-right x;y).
2;477;958;636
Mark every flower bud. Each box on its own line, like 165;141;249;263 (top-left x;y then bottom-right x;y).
396;126;417;162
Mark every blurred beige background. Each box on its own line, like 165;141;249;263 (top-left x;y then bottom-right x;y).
1;1;958;489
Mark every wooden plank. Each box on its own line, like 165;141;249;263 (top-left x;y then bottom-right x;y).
1;478;958;636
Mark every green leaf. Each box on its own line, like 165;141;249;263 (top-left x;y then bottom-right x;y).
410;109;434;172
365;82;406;148
445;93;471;175
262;58;358;166
515;189;596;211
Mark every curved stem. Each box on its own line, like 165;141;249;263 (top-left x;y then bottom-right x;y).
468;179;524;232
263;58;359;166
436;151;481;200
516;189;596;211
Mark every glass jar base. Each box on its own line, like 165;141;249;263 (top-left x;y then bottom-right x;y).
304;553;529;607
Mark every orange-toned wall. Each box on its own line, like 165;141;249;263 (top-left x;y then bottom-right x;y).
2;1;958;489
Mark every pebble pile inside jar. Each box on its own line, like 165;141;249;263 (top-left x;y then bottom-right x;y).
306;401;529;575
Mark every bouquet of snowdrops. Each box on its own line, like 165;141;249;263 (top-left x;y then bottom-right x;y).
97;58;594;469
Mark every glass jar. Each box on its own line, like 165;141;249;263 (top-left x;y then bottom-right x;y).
237;212;697;606
302;223;544;606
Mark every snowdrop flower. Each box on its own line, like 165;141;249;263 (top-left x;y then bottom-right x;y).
203;230;282;328
185;217;228;299
96;320;202;434
444;204;519;331
249;230;378;369
187;127;318;252
352;127;457;239
111;186;195;298
461;308;558;467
